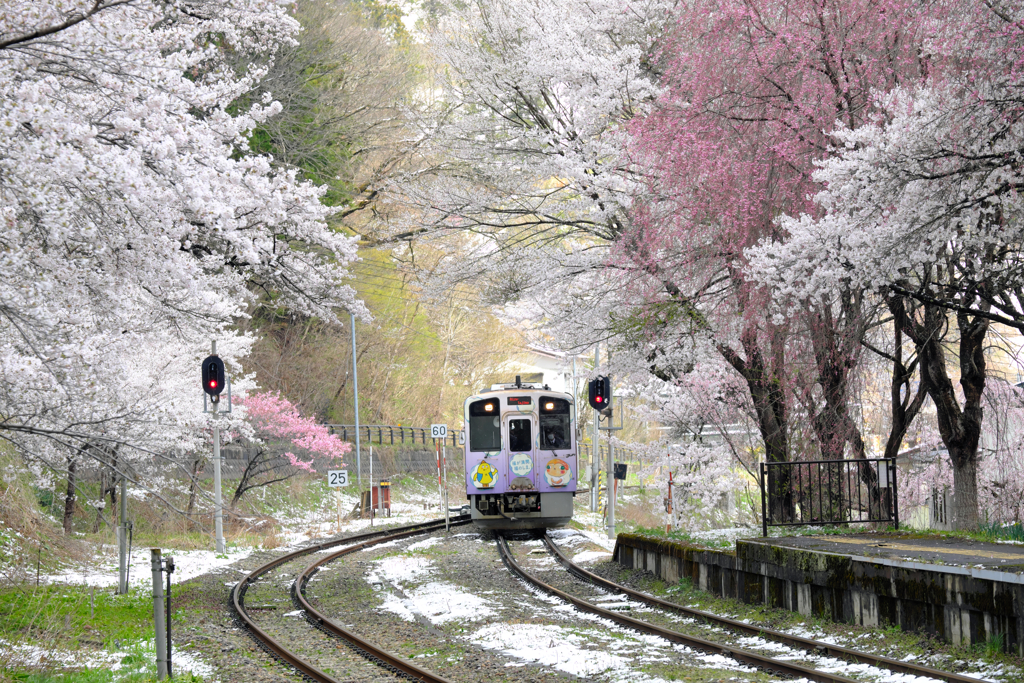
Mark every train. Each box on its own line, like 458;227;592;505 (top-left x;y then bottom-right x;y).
463;378;577;530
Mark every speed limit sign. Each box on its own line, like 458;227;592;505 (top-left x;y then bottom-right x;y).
430;424;447;439
327;470;349;487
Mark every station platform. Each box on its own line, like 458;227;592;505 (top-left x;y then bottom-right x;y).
753;532;1024;580
613;531;1024;656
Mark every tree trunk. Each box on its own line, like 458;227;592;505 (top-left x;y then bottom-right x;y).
186;457;204;517
893;294;986;530
718;325;794;523
63;453;78;535
951;452;980;528
92;469;107;534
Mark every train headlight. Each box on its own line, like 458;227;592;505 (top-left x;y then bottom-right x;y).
485;403;493;412
544;402;554;410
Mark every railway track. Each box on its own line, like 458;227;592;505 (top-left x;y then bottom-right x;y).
497;532;979;683
232;516;470;683
540;534;981;683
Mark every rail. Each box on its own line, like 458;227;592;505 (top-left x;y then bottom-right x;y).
232;516;467;683
542;535;978;683
495;533;860;683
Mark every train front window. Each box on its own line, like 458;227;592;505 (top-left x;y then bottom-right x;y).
540;397;571;449
508;419;532;452
468;399;501;451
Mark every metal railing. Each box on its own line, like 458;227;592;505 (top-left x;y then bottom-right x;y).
325;424;458;448
760;457;898;537
578;443;638;462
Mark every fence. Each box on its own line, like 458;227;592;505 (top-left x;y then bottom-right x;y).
577;443;639;464
930;486;953;530
326;424;459;448
217;443;461;483
760;457;898;537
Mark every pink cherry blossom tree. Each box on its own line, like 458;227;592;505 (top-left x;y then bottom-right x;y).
231;391;351;507
747;0;1024;528
625;0;937;521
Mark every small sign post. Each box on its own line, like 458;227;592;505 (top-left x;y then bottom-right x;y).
442;441;450;532
613;463;628;500
431;424;447;523
327;470;350;487
328;469;348;530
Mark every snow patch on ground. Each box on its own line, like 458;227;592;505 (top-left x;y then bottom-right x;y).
406;537;442;551
0;638;217;680
366;553;495;625
470;623;635;678
379;581;494;624
575;529;617;551
44;547;252;588
572;550;613;563
366;555;434;584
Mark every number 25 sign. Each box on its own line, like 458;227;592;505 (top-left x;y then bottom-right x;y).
327;470;349;487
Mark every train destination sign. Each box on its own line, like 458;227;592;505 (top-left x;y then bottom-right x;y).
508;396;532;405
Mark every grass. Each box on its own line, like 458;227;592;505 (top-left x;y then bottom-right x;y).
0;584;153;649
0;583;208;682
976;521;1024;543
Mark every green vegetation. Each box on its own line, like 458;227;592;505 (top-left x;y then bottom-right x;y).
977;521;1024;543
0;584;152;648
0;584;204;682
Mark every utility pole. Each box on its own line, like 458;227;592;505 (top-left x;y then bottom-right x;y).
351;313;362;489
151;549;168;680
591;343;600;513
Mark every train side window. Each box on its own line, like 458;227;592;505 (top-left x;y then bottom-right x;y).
508;418;532;452
540;397;571;449
468;399;501;451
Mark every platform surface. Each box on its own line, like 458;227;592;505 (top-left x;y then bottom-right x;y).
744;533;1024;575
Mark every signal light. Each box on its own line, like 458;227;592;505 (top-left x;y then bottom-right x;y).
202;355;226;398
587;376;610;410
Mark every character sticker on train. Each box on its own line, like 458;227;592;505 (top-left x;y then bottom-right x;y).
472;461;498;488
544;458;571;487
509;452;533;476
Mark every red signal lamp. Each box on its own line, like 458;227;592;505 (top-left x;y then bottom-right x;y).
202;355;226;397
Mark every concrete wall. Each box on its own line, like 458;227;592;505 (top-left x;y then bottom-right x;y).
614;533;1024;656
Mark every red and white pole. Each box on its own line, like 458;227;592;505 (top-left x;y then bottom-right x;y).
436;440;443;515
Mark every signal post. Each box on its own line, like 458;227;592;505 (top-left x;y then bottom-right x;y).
202;343;228;554
588;372;618;539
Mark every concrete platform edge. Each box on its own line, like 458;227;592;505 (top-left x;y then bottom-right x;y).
612;533;1024;656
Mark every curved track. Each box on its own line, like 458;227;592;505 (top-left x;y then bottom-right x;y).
232;516;470;683
498;532;979;683
541;534;979;683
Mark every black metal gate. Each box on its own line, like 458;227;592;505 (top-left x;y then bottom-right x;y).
760;458;898;537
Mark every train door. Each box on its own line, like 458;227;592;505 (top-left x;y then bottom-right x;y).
504;412;537;491
467;397;502;491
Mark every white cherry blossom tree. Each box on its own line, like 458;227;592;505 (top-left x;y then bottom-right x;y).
1;0;364;505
